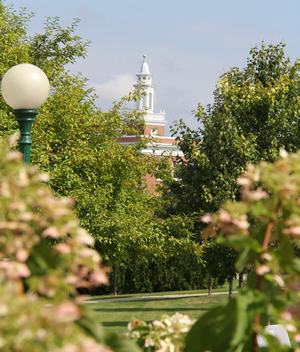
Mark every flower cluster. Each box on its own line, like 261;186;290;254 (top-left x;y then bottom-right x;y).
125;313;195;352
0;137;110;351
198;149;300;346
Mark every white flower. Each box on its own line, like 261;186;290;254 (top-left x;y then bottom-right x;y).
145;336;155;347
153;320;165;328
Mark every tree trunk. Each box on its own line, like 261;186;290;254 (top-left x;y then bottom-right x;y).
208;273;212;296
239;272;244;288
229;279;233;299
114;264;117;296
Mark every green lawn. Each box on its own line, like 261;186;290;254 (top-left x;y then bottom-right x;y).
89;292;232;334
88;279;240;301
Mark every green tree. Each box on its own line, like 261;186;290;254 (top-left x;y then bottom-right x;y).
201;239;236;296
160;42;300;286
164;42;300;217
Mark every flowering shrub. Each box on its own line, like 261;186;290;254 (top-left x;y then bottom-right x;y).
125;313;195;352
184;149;300;352
0;136;139;352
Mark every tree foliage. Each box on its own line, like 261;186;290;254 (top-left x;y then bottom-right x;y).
159;42;300;287
0;1;204;291
163;42;300;217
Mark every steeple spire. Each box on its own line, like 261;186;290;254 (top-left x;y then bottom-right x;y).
134;55;154;111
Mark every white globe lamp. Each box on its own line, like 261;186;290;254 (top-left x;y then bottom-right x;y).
1;64;50;164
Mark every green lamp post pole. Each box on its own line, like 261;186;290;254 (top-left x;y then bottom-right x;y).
1;64;49;164
13;109;38;164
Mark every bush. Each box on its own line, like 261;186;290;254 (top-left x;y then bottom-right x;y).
94;253;217;295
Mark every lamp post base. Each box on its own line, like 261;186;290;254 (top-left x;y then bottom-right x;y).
13;109;38;165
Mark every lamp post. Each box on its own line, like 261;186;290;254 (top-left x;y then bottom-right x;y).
1;64;50;164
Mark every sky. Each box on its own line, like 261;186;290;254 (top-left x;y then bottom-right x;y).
6;0;300;135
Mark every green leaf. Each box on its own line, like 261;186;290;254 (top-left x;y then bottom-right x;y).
26;244;63;276
76;304;104;342
185;288;265;352
185;296;238;352
235;247;259;273
104;332;142;352
275;241;300;275
217;235;262;251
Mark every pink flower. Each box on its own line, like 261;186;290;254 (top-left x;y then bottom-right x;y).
255;265;270;275
78;248;97;258
200;214;213;223
75;228;95;246
290;227;300;235
0;261;30;279
53;208;69;219
280;311;292;322
54;302;81;323
37;173;50;182
241;189;269;201
237;177;251;187
232;218;249;230
16;249;29;262
4;151;23;161
90;271;109;286
42;226;60;238
219;209;231;223
55;243;72;254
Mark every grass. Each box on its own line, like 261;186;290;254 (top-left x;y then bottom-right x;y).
87;279;240;301
89;290;235;334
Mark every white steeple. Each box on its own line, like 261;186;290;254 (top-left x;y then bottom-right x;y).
133;55;155;112
120;56;182;167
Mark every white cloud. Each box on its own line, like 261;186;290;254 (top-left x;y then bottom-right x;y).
93;74;136;105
